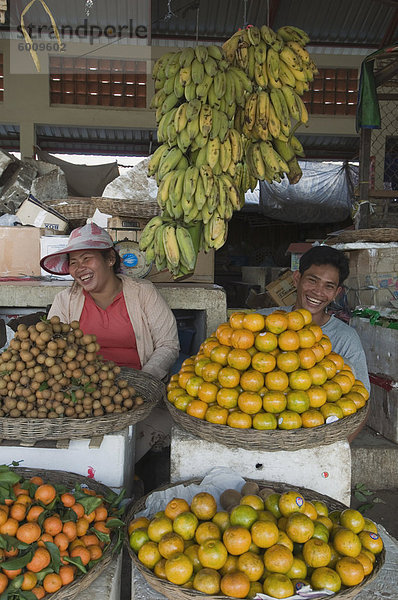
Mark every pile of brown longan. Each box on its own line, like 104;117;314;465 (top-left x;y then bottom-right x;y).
0;316;144;419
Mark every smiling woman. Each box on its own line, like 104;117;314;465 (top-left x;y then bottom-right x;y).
40;223;180;381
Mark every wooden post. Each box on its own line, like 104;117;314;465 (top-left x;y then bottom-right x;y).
358;128;372;229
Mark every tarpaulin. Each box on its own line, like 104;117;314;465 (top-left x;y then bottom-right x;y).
258;160;358;223
36;150;119;197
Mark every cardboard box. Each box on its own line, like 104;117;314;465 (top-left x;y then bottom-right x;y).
107;216;149;243
16;194;68;232
344;273;398;308
265;270;297;306
0;226;41;276
346;246;398;276
147;249;214;284
40;236;73;279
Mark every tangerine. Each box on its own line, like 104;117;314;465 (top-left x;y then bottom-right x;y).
25;505;45;523
186;399;207;419
147;516;173;543
252;352;277;373
286;557;307;580
193;567;221;594
265;313;288;335
251;519;279;548
332;528;362;557
227;411;252;429
205;405;228;425
262;391;287;414
308;365;328;386
220;571;251;598
301;409;325;428
223;525;252;555
302;538;332;567
158;531;185;559
227;348;252;371
286;390;310;413
229;312;246;329
253;412;277;430
191;492;217;520
276;351;300;373
210;345;230;366
310;566;341;592
286;311;305;331
356;551;374;576
230;329;255;350
26;547;51;573
335;398;357;416
238;391;262;415
216;387;239;409
285;513;315;543
358;530;383;554
164;552;193;585
195;522;221;545
278;330;300;351
243;313;265;333
264;544;294;573
335;556;364;586
201;361;222;382
265;370;289;392
255;331;278;352
216;325;234;346
43;573;62;594
288;370;312;390
198;539;228;569
172;512;198;541
21;571;38;591
16;522;41;544
240;369;264;392
263;573;294;599
138;541;161;569
279;491;305;517
307;385;327;407
230;505;258;529
277;411;302;430
238;550;265;581
218;366;241;388
333;374;353;394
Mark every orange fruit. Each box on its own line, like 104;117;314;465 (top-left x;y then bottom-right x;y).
1;518;19;537
147;516;173;543
34;483;57;505
158;531;185;559
277;530;293;551
318;358;337;379
263;573;294;598
138;540;161;569
62;521;77;541
277;411;302;430
201;361;222;382
194;357;211;377
303;538;332;567
356;551;374;576
172;512;198;541
328;352;345;371
198;539;228;569
262;391;287;414
230;329;255;350
216;325;234;346
296;308;312;325
216;387;239;409
351;384;369;400
238;391;262;415
202;338;219;357
345;391;366;409
0;574;8;594
223;525;252;555
286;513;315;543
43;573;62;594
197;381;220;403
278;330;300;351
320;403;344;421
319;336;332;355
253;412;277;430
167;388;186;403
174;395;192;412
220;571;250;598
264;543;294;573
307;385;327;407
212;511;230;534
265;370;289;392
308;365;328;386
210;345;231;366
243;313;265;332
311;343;325;362
323;381;343;401
333;527;362;557
286;390;310;413
361;547;376;564
195;522;221;545
336;398;357;416
190;492;217;520
230;505;258;529
301;409;325;428
2;568;22;580
265;313;288;335
229;312;246;329
26;547;51;573
240;495;264;511
193;567;221;594
227;348;252;371
70;545;91;565
53;532;70;551
278;491;305;517
240;370;264;392
184;544;201;573
43;515;63;536
218;367;241;388
227;411;252;429
185;375;204;397
59;565;76;586
255;331;278;352
10;503;27;522
129;528;150;553
164;552;193;585
286;311;305;331
298;328;317;349
276;351;300;373
311;566;342;592
21;571;38;591
186;399;207;419
297;348;317;369
335;556;364;586
315;517;333;535
237;551;264;581
71;503;85;519
251;520;279;548
205;405;229;425
333;374;353;394
251;352;276;373
363;518;378;534
288;369;312;391
358;530;383;554
16;522;41;544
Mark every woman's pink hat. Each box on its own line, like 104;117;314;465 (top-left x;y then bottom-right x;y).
40;223;114;275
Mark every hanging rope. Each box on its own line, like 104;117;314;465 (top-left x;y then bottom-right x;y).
164;0;176;21
20;0;62;72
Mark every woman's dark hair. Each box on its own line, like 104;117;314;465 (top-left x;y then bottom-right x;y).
100;247;121;273
299;246;349;285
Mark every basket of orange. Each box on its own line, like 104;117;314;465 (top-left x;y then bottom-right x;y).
0;465;125;600
125;473;385;600
165;309;370;451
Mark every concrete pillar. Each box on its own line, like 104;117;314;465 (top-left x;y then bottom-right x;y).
19;121;36;159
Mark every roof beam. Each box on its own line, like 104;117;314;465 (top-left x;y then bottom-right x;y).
379;7;398;47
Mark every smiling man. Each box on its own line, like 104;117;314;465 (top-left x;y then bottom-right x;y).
260;246;370;392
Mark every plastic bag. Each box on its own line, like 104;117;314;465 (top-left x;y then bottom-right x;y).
0;214;22;226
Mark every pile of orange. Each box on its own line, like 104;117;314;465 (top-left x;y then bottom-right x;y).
167;309;369;431
0;466;123;599
130;487;383;599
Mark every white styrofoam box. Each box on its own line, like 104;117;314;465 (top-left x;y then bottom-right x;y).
0;426;135;493
40;236;73;279
170;426;351;505
81;553;121;600
368;376;398;444
351;316;397;378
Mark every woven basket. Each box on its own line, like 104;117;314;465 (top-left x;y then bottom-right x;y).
47;198;96;221
93;197;161;219
12;466;121;600
0;369;164;444
326;227;398;245
165;398;370;451
125;477;385;600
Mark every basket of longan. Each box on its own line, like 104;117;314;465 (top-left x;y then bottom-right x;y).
0;465;125;600
165;310;371;451
0;317;165;444
125;475;385;600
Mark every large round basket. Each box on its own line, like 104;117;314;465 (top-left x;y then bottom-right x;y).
0;369;164;444
325;227;398;244
125;477;385;600
12;466;121;600
45;198;96;221
92;197;161;219
165;397;370;451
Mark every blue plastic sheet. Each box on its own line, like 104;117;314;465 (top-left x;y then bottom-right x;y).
257;160;358;223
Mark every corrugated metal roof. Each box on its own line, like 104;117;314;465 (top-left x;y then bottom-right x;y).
0;124;20;150
297;134;360;159
35;125;157;156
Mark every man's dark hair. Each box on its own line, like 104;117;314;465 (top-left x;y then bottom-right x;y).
299;246;349;285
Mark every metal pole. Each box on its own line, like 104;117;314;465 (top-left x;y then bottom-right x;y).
358;128;372;229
